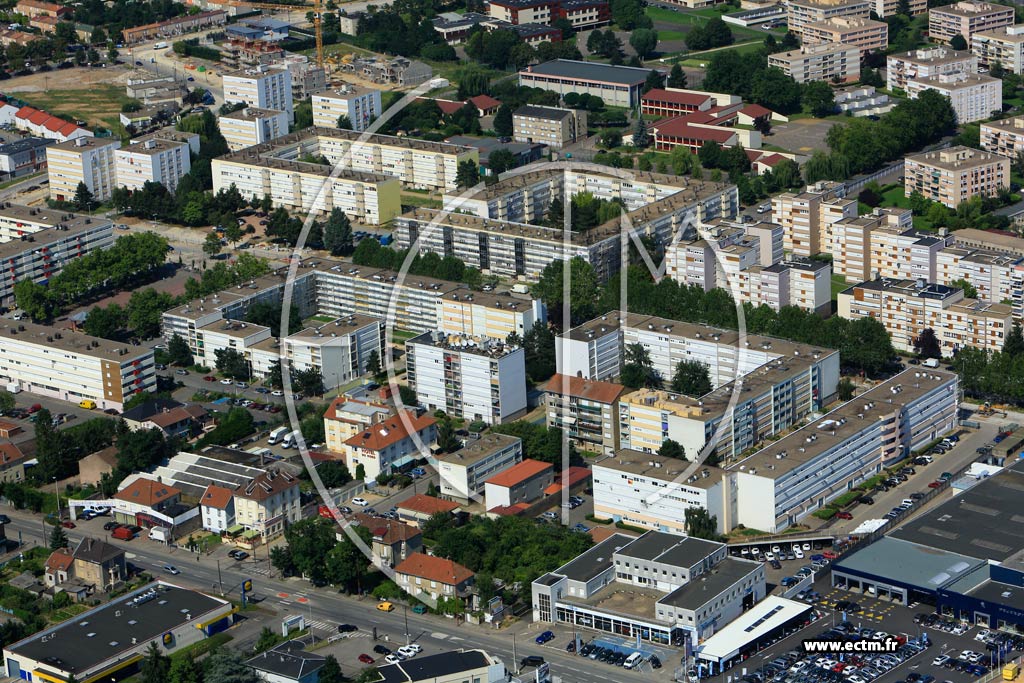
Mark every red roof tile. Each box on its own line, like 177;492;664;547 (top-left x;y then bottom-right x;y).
0;442;24;467
485;458;553;488
653;119;737;144
435;99;468;115
641;89;713;107
28;111;50;126
395;552;474;586
235;470;297;502
45;548;73;573
397;494;459;515
469;94;501;110
200;484;235;509
15;106;37;120
113;477;181;507
544;374;624;405
57;122;81;137
741;104;773;119
344;411;435;453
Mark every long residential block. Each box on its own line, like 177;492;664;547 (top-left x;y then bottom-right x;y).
886;47;977;91
786;0;870;36
767;43;860;83
905;72;1001;124
928;1;1014;45
972;24;1024;72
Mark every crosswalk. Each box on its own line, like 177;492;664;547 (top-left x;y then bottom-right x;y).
304;619;370;638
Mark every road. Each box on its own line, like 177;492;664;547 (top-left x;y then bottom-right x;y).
1;509;676;683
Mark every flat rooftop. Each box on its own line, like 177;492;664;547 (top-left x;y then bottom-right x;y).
0;320;151;361
408;330;520;358
7;582;230;675
220;107;286;121
436;433;520;467
119;137;189;155
287;314;380;340
553;533;634;583
595;449;724;490
617;530;724;565
890;46;974;64
697;597;812;662
566;584;667;622
221;126;475;161
48;137;120;152
834;536;983;588
660;557;762;610
909;72;1001;89
930;1;1012;17
520;59;655;86
906;145;1006;170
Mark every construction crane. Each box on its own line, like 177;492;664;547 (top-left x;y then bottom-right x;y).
227;0;325;67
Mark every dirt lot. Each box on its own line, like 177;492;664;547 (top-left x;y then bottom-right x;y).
2;65;139;133
767;117;839;155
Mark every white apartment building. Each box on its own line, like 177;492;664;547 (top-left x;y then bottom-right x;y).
233;471;301;542
786;0;871;36
222;65;294;122
312;86;383;131
406;331;527;425
981;115;1024;158
435;433;523;504
936;248;1021;305
904;146;1010;208
282;315;385;391
886;47;978;91
827;208;914;282
838;278;1012;354
867;226;950;283
771;181;854;256
905;72;1002;124
972;24;1024;72
114;138;191;193
735;259;832;314
46;136;120;202
218;107;289;152
0;321;156;410
928;1;1014;45
767;43;861;83
801;16;888;56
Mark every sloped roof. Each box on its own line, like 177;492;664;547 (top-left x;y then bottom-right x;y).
235;470;297;502
113;477;181;507
484;458;552;488
394;552;474;586
200;484;235;510
343;411;436;453
45;548;73;573
469;94;501;109
0;442;25;468
73;537;124;565
641;88;713;106
544;373;624;404
397;494;459;515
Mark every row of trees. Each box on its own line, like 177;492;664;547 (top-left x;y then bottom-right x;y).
82;289;176;341
951;325;1024;406
350;238;488;289
34;409;119;482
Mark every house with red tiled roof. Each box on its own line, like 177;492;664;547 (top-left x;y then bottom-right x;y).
352;513;423;566
200;484;236;533
396;494;460;527
468;94;501;116
12;104;90;141
342;410;437;480
114;476;181;510
44;548;73;587
0;442;26;483
484;458;554;511
544;373;624;455
394;552;475;602
543;466;592;496
233;471;300;542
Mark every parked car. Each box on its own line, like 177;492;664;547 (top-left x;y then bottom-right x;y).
352;497;369;506
373;645;390;655
536;631;555;644
357;654;374;664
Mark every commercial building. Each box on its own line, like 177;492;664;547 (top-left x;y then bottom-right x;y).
2;582;235;683
218;107;289;152
838;278;1012;354
886;47;977;91
311;86;383;131
532;531;765;647
518;59;657;108
640;88;715;118
972;24;1024;72
0;321;154;410
406;331;527;425
212;127;478;194
767;43;860;83
0;137;51;180
373;650;506;683
435;433;523;504
928;1;1014;45
801;16;888;56
246;641;325;683
905;72;1001;124
695;597;814;673
47;136;120;203
786;0;870;36
544;373;625;455
512;104;587;149
771;181;854;256
222;65;294;122
114;137;191;193
904;146;1010;209
342;411;437;480
484;458;554;510
232;470;301;542
981;114;1024;158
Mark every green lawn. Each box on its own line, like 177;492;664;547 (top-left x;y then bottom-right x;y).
676;40;764;65
831;274;850;299
26;84;136;136
646;5;769;42
879;184;934;231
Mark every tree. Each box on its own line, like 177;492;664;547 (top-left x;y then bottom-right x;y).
837;377;856;401
436;418;462;453
336;115;353;129
203;232;222;257
801;80;836;117
167;334;193;367
14;279;55;322
531;257;600;326
0;390;14;414
671;359;712;396
913;328;942;359
83;304;126;340
488;148;517;175
214;348;250;380
316;461;352;488
292;367;325;396
642;69;664;94
73;182;95;211
140;644;171;683
365;349;383;380
1005;323;1024;356
322;208;353;256
658;439;685;460
319;657;344;683
687;16;733;50
950;34;967;50
521;322;557;382
224;224;243;245
632;116;650;149
205;649;258;683
630;29;658;59
168;654;203;683
49;523;68;550
950;277;978;299
456;159;479;188
355;463;366;480
668;62;686;88
494;104;514;137
621;342;659;388
684;506;720;540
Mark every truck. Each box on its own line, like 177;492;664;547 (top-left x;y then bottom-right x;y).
267;426;289;444
511;283;530;294
1003;663;1019;681
153;41;168;49
112;526;134;540
149;526;171;543
5;382;19;394
922;358;940;368
282;430;300;449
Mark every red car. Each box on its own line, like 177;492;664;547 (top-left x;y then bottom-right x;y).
835;511;853;520
928;481;943;488
823;550;839;560
203;375;216;382
61;520;76;528
358;654;375;664
27;404;41;414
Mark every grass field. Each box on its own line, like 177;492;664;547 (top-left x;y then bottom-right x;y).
647;5;774;43
676;39;764;66
831;274;850;299
26;84;137;138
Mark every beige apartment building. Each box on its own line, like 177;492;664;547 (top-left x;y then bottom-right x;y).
232;471;301;542
47;136;120;203
218;107;289;151
801;16;888;56
904;146;1010;209
222;65;294;122
786;0;870;35
886;47;978;91
311;86;383;131
114;137;191;194
767;43;861;83
838;278;1012;354
905;72;1001;124
771;181;855;256
826;207;913;281
981;115;1024;157
928;1;1014;45
512;104;587;149
873;0;924;17
544;373;625;455
972;25;1024;72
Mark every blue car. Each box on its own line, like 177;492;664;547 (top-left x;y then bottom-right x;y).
536;631;555;644
411;467;427;477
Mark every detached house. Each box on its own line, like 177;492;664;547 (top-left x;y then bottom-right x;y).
233;471;301;543
394;552;475;604
200;484;237;533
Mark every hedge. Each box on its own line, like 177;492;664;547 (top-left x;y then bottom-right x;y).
813;508;837;520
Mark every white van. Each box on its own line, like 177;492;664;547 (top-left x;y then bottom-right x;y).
282;430;300;449
267;426;289;445
624;652;644;670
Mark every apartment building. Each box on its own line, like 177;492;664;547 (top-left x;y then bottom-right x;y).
771;181;854;256
342;410;437;479
838;278;1012;354
46;136;120;203
827;207;914;282
786;0;870;36
972;24;1024;72
233;471;301;542
928;1;1014;45
518;59;655;108
218;107;289;151
406;331;527;425
279;53;327;101
0;137;51;181
222;66;294;122
394;553;475;603
904;146;1010;209
905;72;1001;124
981;115;1024;158
512;105;587;149
767;43;860;83
801;16;888;56
867;226;950;283
311;86;383;131
114;138;191;194
873;0;925;17
936;247;1021;306
435;433;523;504
886;47;977;91
736;259;833;314
283;315;385;391
0;321;155;410
323;397;392;454
212;154;401;224
487;0;610;29
544;373;625;455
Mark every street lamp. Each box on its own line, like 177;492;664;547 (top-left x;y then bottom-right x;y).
52;477;60;520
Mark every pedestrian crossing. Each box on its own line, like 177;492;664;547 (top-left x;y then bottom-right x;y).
305;620;370;637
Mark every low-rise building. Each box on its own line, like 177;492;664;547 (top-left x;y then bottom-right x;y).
484;458;554;511
518;59;656;108
342;411;437;480
544;374;625;455
906;72;1001;124
801;16;887;55
929;1;1014;45
486;0;610;28
200;484;236;533
218;107;289;151
435;433;523;504
311;86;383;131
512;104;587;149
767;43;860;83
0;443;25;483
72;538;126;592
904;146;1010;208
246;641;325;683
0;137;51;180
394;552;475;603
886;46;977;91
233;470;301;543
373;650;506;683
323;398;392;454
395;494;461;527
834;84;894;116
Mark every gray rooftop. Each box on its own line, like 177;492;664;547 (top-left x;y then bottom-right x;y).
522;59;656;86
617;531;724;566
835;536;983;589
554;533;634;583
436;433;521;468
659;557;762;610
246;641;325;679
376;650;492;683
